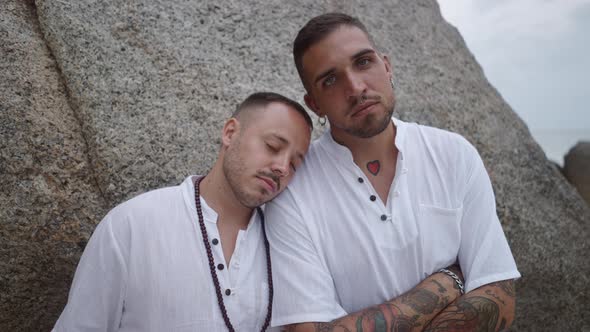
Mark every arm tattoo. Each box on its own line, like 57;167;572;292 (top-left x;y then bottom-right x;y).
357;303;419;332
400;288;450;315
484;289;505;305
288;274;464;332
431;280;447;293
312;322;352;332
424;296;500;332
491;280;515;297
355;307;387;332
382;303;420;332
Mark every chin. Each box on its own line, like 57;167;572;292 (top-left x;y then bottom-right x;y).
240;193;275;208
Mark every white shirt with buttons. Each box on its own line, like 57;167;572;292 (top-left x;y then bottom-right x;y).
265;117;521;327
53;176;278;332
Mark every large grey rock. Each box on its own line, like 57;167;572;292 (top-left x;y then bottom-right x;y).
0;1;107;331
563;142;590;205
1;0;588;330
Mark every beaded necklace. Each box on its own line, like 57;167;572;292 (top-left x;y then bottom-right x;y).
194;176;273;331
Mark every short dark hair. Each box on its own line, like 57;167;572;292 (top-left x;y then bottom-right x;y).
233;92;313;130
293;13;374;89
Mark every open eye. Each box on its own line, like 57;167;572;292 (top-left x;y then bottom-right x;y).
323;75;336;87
357;57;371;67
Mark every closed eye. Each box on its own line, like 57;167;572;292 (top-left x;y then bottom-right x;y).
266;143;279;152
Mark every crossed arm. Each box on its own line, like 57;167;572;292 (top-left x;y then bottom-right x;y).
285;271;516;332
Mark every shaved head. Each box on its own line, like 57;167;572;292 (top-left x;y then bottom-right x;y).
232;92;313;130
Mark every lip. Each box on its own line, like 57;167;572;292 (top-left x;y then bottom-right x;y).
257;176;277;193
351;101;379;118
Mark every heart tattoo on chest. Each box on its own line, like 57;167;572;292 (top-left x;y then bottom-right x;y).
366;160;381;176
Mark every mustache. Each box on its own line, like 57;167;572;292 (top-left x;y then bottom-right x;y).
257;171;281;189
350;94;381;108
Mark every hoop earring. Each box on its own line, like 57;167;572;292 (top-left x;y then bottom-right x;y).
318;116;327;126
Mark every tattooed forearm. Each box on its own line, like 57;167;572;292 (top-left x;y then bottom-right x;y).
484;289;505;305
312;322;352;332
400;288;450;314
286;271;464;332
424;280;516;332
491;280;515;297
286;322;352;332
431;280;447;293
424;296;499;332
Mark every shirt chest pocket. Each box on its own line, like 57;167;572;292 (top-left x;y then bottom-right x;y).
417;204;462;276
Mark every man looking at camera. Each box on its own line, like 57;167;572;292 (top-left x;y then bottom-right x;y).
266;13;520;332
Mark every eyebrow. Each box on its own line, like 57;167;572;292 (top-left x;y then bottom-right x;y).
352;48;376;60
313;48;377;85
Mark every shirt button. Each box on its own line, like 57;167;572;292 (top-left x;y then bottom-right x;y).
402;168;408;174
217;264;224;270
212;238;219;245
225;289;231;296
380;214;387;221
357;177;364;183
394;191;400;197
370;195;376;201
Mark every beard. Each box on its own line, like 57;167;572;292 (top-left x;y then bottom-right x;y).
344;96;395;138
222;137;270;208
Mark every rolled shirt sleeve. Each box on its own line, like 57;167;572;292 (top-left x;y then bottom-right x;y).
457;141;521;292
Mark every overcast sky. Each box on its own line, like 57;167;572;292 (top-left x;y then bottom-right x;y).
437;0;590;162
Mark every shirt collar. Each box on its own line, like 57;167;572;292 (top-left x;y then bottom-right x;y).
181;175;260;229
181;175;217;223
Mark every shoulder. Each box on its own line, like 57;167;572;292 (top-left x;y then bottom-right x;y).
103;183;184;232
400;120;480;165
406;121;473;150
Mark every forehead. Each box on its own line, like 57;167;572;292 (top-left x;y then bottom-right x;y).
301;26;376;79
244;102;310;138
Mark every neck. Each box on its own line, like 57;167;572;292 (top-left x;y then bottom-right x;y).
198;162;253;229
331;122;397;164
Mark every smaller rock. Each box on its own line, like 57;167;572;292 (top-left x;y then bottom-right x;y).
563;141;590;205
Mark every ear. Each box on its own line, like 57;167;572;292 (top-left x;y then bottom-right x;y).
304;93;322;117
382;54;393;79
221;118;240;148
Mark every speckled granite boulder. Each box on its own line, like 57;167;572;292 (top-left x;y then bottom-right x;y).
0;1;107;330
563;142;590;205
1;0;588;330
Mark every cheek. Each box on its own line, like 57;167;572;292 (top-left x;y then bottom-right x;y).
316;88;341;104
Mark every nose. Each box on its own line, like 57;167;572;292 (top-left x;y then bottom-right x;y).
271;154;290;178
344;71;366;103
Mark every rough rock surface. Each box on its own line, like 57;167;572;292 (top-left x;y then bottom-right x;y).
563;142;590;205
1;0;588;330
0;1;107;331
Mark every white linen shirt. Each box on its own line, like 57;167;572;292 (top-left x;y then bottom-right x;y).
265;118;521;326
53;176;278;332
